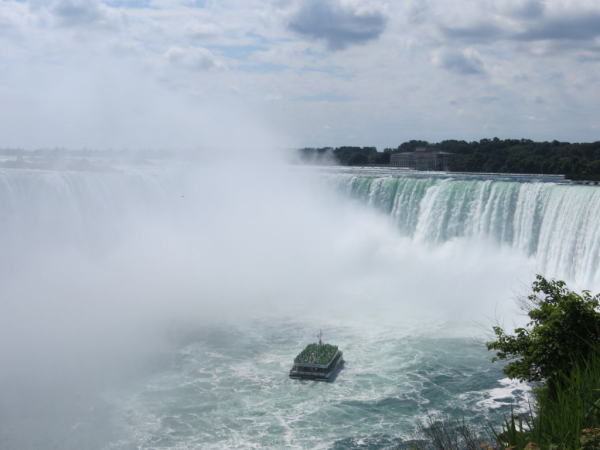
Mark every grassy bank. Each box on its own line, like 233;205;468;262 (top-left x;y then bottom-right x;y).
401;351;600;450
493;349;600;450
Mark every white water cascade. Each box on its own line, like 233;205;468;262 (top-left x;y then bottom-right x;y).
0;167;181;268
330;172;600;286
1;167;599;287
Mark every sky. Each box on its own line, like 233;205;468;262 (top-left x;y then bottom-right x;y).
1;0;599;150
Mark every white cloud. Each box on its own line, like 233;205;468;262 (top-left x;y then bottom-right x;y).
265;93;283;102
30;0;125;29
109;39;145;58
0;1;33;35
0;0;599;149
184;22;220;40
165;46;222;71
496;0;546;20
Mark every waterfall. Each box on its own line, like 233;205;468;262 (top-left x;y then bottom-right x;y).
330;173;600;285
0;167;181;271
1;166;599;286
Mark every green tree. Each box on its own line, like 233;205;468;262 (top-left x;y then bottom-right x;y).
368;152;390;165
346;152;369;165
487;276;600;392
396;140;430;152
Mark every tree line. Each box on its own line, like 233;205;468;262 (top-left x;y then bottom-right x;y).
298;138;600;180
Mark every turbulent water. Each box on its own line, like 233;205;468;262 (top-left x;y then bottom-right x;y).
1;164;597;449
106;318;531;450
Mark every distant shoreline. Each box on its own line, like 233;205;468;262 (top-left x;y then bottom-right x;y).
298;139;600;182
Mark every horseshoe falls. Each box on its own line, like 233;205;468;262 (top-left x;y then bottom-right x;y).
328;169;600;286
1;164;598;450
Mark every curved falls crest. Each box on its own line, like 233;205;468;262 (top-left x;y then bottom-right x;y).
1;167;599;286
330;173;600;286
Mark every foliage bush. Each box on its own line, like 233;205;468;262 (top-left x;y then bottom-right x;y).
493;351;600;449
487;276;600;449
486;275;600;392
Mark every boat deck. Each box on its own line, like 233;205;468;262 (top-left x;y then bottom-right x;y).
289;349;343;381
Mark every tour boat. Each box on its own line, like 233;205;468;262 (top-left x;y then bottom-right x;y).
289;331;343;381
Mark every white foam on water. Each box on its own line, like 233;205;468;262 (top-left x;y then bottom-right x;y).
104;316;521;449
476;377;534;413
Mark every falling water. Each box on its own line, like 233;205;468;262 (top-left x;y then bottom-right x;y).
329;170;600;285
